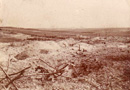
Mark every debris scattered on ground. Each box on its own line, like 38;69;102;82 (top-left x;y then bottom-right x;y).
0;29;130;90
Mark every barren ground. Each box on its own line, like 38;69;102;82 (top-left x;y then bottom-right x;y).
0;27;130;90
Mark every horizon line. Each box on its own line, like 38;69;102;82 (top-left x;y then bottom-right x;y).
0;26;130;31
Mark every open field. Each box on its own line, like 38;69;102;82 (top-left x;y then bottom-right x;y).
0;27;130;90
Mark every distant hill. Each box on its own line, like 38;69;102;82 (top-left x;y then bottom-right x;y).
0;26;130;32
0;27;130;37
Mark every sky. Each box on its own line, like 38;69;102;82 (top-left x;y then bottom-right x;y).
0;0;130;28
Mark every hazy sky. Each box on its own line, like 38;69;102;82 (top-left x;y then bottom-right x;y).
0;0;130;28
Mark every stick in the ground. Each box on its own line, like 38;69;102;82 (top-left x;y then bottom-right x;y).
5;66;31;87
0;66;18;90
5;70;23;88
9;66;31;76
0;66;31;83
38;58;56;70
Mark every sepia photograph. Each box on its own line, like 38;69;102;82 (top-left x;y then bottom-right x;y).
0;0;130;90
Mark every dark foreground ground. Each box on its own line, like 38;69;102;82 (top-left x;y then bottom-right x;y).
0;27;130;90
